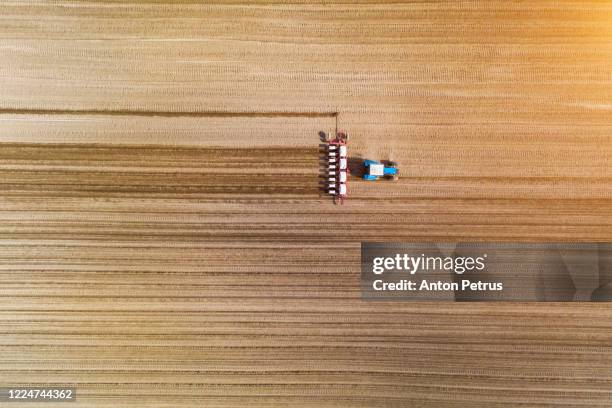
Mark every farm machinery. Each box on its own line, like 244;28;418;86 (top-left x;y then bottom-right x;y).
326;130;399;204
362;159;399;181
326;131;349;204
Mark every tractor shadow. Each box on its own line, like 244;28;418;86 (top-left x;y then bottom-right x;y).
348;156;365;178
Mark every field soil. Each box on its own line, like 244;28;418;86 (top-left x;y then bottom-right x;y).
0;2;611;407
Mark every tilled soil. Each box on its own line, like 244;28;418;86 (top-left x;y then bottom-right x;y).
0;2;611;407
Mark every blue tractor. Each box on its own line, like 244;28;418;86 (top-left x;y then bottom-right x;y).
362;159;399;181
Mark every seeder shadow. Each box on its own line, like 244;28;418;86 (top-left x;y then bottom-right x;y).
318;131;331;194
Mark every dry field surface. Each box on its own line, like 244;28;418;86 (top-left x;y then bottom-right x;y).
0;1;611;407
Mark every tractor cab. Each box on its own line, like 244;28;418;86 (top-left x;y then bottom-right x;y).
363;159;399;181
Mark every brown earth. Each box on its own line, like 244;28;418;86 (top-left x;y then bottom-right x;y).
0;1;611;407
